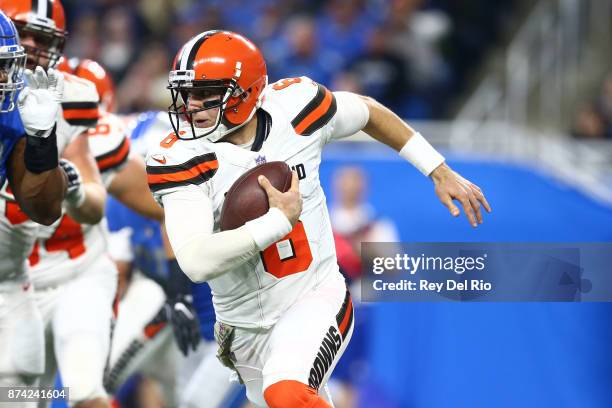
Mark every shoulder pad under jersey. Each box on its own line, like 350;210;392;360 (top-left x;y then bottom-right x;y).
87;112;130;175
61;72;100;128
265;76;337;136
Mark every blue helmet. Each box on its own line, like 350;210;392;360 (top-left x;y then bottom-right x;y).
0;10;26;113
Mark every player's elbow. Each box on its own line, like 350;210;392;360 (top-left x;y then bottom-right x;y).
358;94;377;105
16;195;63;225
28;204;62;226
175;252;222;283
175;239;238;282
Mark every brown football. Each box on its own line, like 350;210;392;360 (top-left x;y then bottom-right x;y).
219;161;292;231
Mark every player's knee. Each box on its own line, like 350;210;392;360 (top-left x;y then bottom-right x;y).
264;380;331;408
58;335;106;405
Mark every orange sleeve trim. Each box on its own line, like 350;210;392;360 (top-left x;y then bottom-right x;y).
294;89;334;135
96;137;130;171
147;160;218;185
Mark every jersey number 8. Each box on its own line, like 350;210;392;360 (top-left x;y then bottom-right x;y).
260;221;313;279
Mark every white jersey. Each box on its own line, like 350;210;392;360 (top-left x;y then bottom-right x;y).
146;77;368;328
29;110;129;289
0;74;99;284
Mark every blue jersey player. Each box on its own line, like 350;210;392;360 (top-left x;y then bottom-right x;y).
0;9;67;225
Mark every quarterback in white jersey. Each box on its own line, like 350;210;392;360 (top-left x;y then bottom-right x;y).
147;31;491;408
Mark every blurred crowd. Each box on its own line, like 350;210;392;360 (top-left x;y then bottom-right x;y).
572;72;612;140
61;0;516;119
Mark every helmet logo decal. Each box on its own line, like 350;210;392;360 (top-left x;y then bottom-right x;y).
234;61;242;80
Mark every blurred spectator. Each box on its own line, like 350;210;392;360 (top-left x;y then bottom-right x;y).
116;42;172;112
268;16;343;85
329;166;399;408
386;0;451;116
571;103;609;140
598;72;612;125
63;11;101;61
99;7;140;81
331;166;400;249
171;3;224;52
342;27;412;117
316;0;379;67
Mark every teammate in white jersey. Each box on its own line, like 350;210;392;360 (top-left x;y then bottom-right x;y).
146;31;491;408
27;51;198;406
28;57;141;408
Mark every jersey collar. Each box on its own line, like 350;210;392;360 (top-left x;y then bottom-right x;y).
251;108;272;153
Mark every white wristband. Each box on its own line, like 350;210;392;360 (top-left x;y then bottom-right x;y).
399;132;445;176
244;207;293;250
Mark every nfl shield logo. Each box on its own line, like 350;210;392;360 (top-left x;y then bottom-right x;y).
255;155;266;165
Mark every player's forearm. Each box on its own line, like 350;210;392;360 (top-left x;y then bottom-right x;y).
7;138;67;225
17;167;67;225
109;157;164;222
65;182;106;224
360;95;445;176
174;227;259;282
360;95;417;151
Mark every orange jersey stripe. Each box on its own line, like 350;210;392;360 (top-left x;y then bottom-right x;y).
147;160;219;185
144;322;166;339
97;138;130;171
338;296;353;336
63;108;100;120
294;89;333;135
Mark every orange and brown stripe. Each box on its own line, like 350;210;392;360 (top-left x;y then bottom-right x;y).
62;101;100;127
146;152;218;192
336;290;354;340
291;84;337;136
96;136;130;172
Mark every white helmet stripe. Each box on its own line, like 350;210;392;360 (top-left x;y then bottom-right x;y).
178;32;205;71
38;0;48;19
178;30;220;71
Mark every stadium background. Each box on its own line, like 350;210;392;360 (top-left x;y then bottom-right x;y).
54;0;612;407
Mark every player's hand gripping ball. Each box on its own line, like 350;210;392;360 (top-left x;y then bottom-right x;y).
220;161;293;231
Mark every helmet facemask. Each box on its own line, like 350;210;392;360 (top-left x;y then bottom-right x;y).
167;71;251;142
15;22;65;70
0;45;26;113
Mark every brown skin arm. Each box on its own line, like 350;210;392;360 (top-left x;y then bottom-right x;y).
7;138;67;225
108;155;164;222
360;95;492;227
62;133;107;224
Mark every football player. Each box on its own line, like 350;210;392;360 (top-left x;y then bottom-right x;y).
146;31;491;408
0;8;71;407
29;55;198;407
1;0;107;227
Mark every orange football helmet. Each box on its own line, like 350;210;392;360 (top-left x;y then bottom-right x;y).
168;30;267;141
58;57;116;112
0;0;67;69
